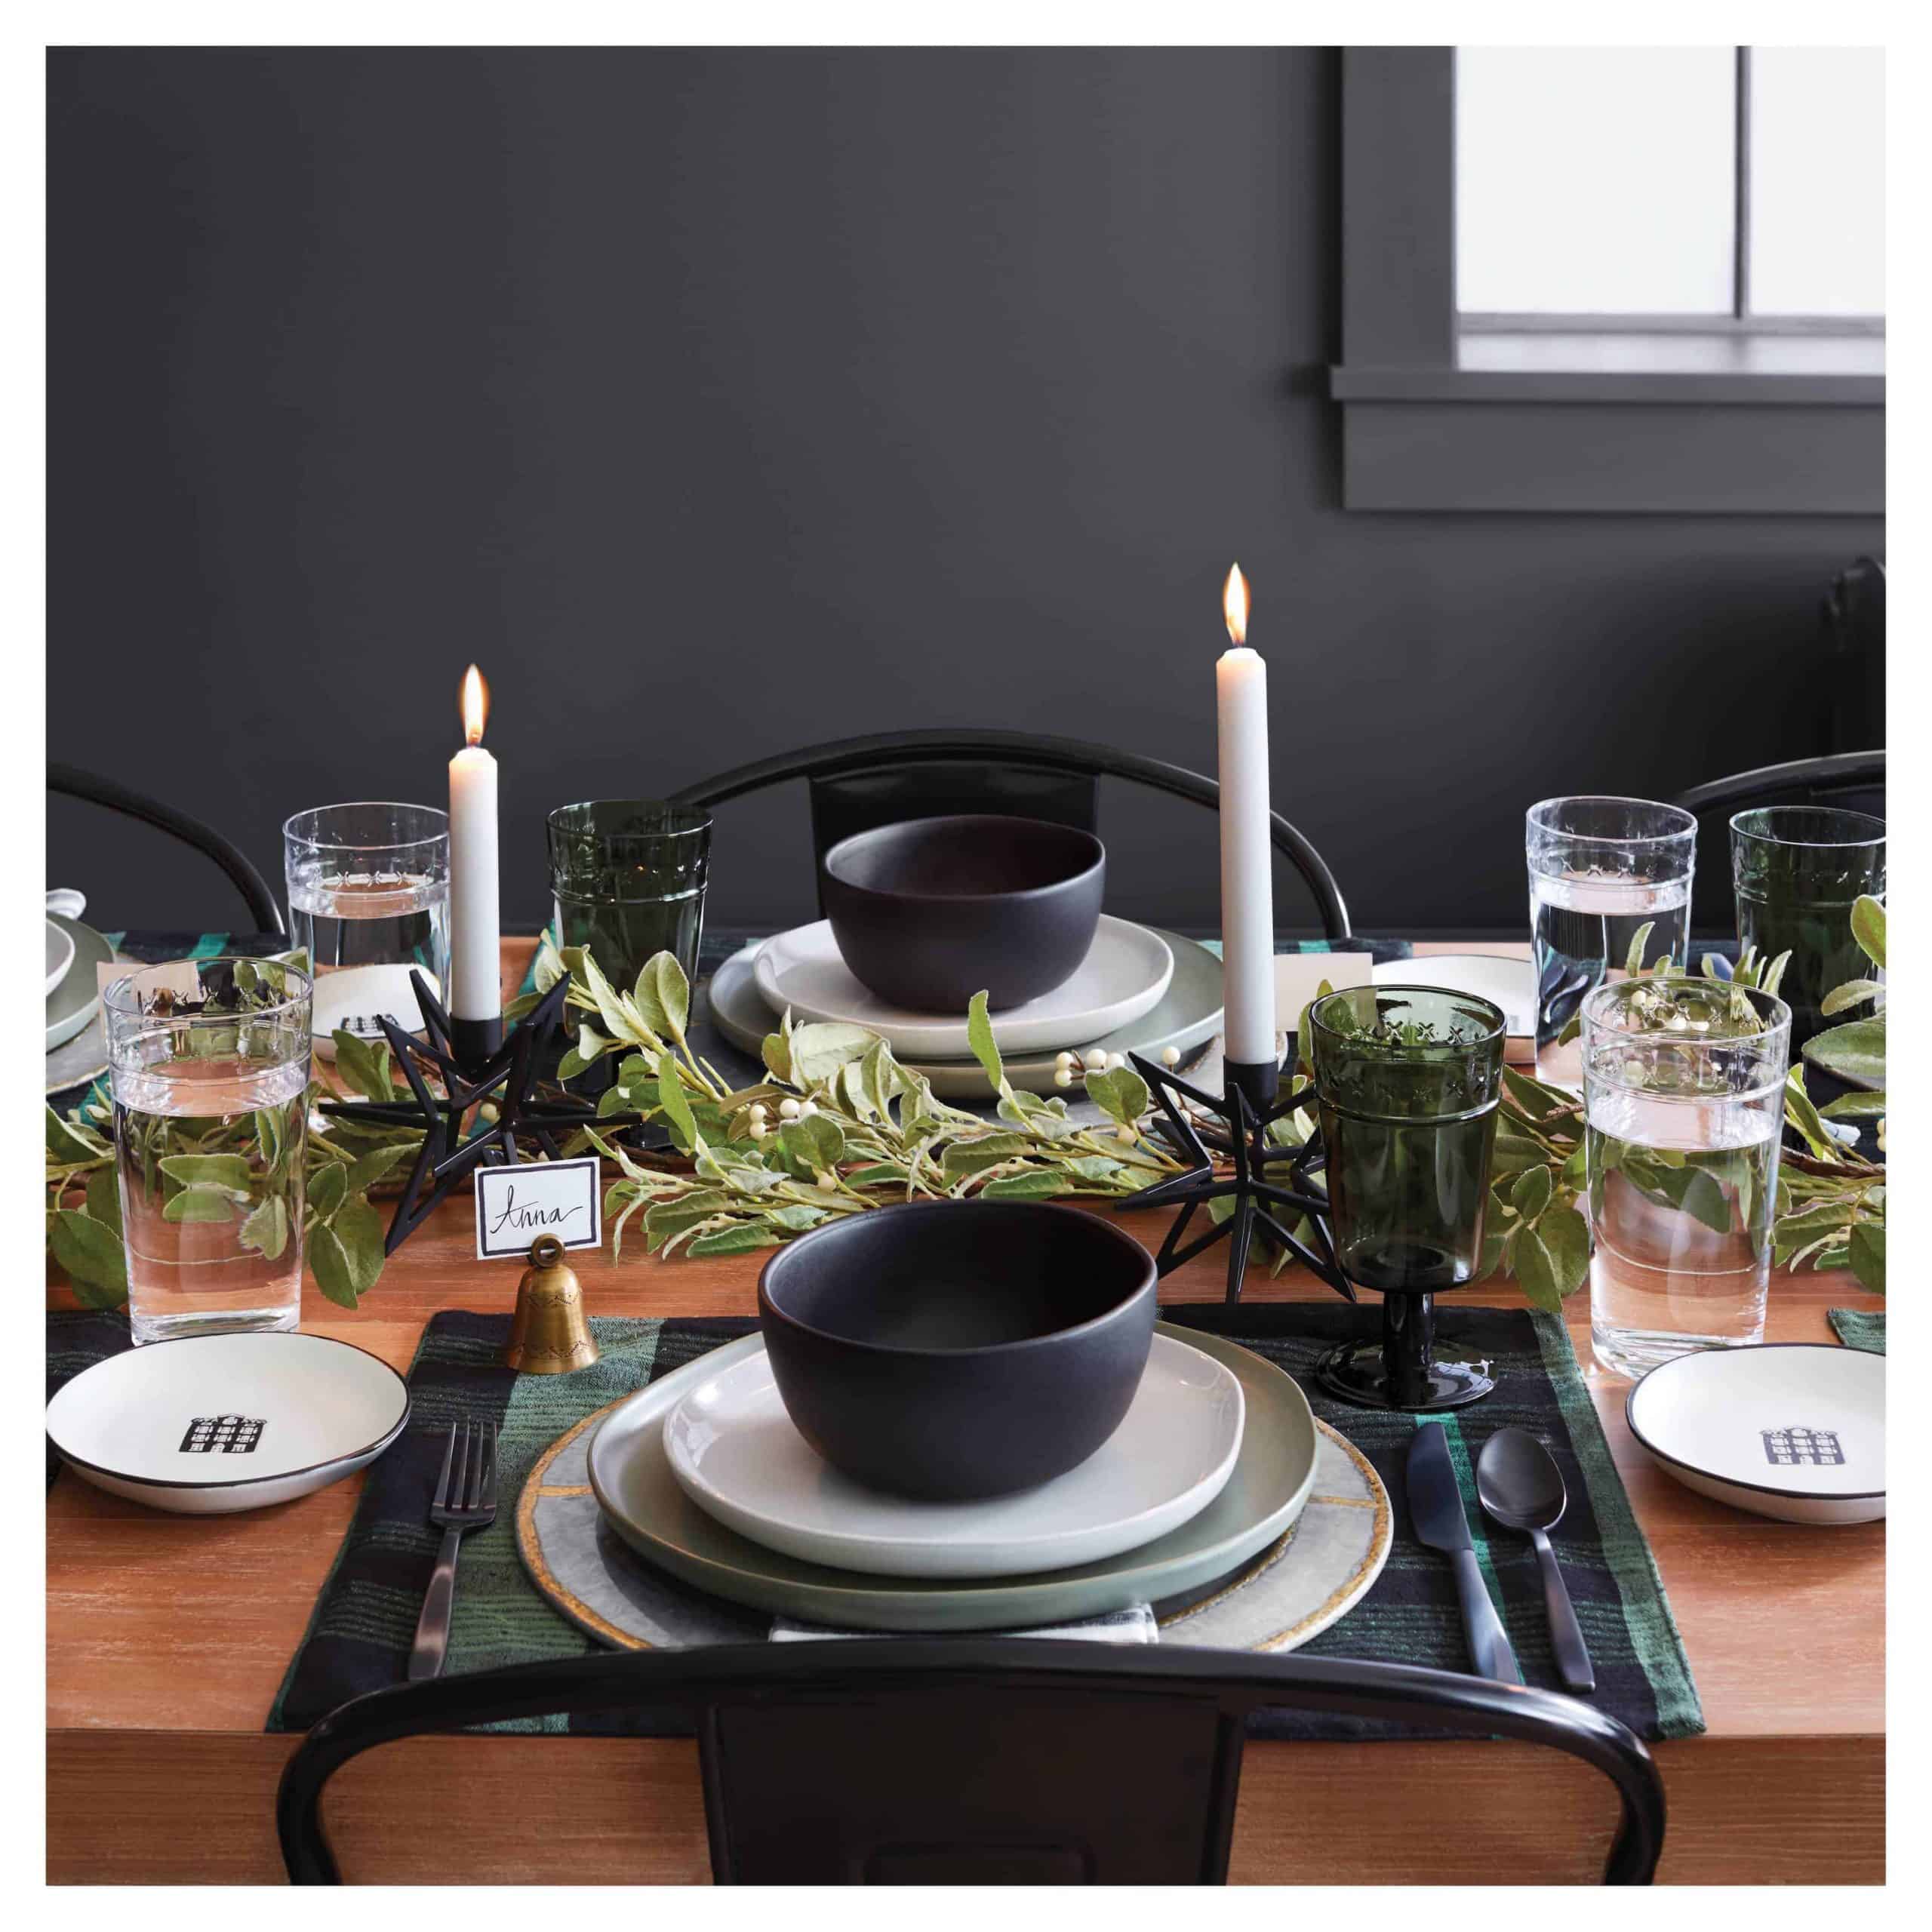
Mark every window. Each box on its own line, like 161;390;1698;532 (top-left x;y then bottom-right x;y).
1456;47;1884;330
1330;49;1883;514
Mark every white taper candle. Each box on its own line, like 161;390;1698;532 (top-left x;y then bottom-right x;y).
448;664;502;1022
1216;565;1275;1066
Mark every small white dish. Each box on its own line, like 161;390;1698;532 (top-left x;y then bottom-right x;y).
46;918;75;997
46;1331;410;1515
1375;955;1535;1041
665;1333;1244;1578
754;915;1174;1057
309;962;439;1060
1625;1343;1885;1525
46;887;88;921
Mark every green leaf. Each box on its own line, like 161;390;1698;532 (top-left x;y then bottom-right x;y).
632;953;691;1044
50;1208;128;1302
307;1224;361;1308
843;1161;910;1187
761;1011;794;1084
331;1031;395;1103
1660;1166;1732;1236
1820;978;1882;1017
1850;894;1886;971
965;992;1004;1092
1849;1220;1885;1296
1536;1204;1592;1297
85;1166;122;1237
238;1196;290;1261
1512;1223;1564;1314
330;1197;388;1293
778;1113;846;1174
531;932;568;993
686;1224;783;1257
307;1161;349;1223
1499;1066;1573;1122
1819;1091;1887;1120
980;1171;1072;1199
657;1060;700;1153
942;1134;1032;1180
1510;1164;1553;1222
345;1144;411;1193
1623;920;1656;977
580;949;644;1044
1803;1017;1886;1091
860;1038;903;1124
163;1186;238;1223
46;1104;106;1163
789;1022;878;1089
1082;1066;1150;1130
1783;1068;1842;1159
156;1153;253;1196
766;1201;830;1231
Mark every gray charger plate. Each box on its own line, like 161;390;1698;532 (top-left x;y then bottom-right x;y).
562;1326;1346;1634
706;926;1224;1099
521;1329;1388;1647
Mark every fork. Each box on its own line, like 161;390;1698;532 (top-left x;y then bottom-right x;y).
408;1420;497;1682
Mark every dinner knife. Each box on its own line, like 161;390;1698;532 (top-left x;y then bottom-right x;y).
1407;1420;1523;1684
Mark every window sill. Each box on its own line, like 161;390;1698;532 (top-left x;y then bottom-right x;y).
1329;331;1882;514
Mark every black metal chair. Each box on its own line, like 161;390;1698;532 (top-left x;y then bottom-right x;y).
669;730;1352;940
48;762;286;937
277;1640;1664;1884
1675;751;1884;934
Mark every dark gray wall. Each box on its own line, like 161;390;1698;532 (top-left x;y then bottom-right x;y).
48;48;1882;940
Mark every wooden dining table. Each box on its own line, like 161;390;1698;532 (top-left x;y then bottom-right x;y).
46;938;1885;1884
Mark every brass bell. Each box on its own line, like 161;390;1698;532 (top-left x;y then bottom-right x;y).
503;1234;598;1374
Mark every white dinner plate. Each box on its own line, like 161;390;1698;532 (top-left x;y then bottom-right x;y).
664;1332;1244;1579
46;918;75;997
706;930;1223;1100
1374;954;1535;1042
1625;1343;1885;1525
46;1331;411;1515
754;915;1174;1058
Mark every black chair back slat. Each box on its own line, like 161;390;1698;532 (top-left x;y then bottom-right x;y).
672;729;1351;940
277;1640;1664;1885
48;761;286;937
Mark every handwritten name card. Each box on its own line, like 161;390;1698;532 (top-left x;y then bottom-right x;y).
473;1156;602;1260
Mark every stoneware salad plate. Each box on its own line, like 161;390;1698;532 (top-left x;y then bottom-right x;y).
663;1331;1245;1578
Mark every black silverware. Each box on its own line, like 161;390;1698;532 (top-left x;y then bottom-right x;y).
1407;1420;1522;1683
408;1419;497;1682
1477;1426;1595;1694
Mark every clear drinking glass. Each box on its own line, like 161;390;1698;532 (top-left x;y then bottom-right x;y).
284;803;451;1048
1730;806;1885;1051
105;957;313;1344
1583;977;1790;1380
1526;796;1698;1090
546;801;712;994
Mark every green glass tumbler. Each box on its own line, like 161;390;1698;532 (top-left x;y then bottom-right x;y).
1730;807;1884;1051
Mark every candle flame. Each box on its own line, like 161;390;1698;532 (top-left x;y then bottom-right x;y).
460;664;489;746
1223;564;1250;646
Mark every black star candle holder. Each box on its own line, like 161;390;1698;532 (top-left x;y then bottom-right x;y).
318;971;642;1255
1116;1051;1497;1414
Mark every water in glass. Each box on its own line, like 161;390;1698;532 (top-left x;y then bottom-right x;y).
115;1054;309;1344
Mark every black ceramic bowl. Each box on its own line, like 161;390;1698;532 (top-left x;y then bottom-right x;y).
820;814;1105;1012
757;1200;1158;1501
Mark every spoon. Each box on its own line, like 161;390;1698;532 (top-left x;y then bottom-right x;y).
1475;1428;1595;1694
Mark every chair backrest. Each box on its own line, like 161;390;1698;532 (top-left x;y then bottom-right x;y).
48;761;287;937
670;729;1352;940
1674;751;1885;934
278;1640;1663;1884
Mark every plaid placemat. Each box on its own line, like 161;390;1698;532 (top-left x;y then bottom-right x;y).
71;1300;1690;1741
1829;1308;1887;1354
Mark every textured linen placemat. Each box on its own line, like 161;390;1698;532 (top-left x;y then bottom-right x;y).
1829;1308;1887;1353
181;1300;1703;1741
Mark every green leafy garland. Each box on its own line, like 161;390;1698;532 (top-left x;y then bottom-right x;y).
48;915;1885;1308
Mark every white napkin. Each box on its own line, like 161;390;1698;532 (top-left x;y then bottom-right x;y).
768;1604;1158;1644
